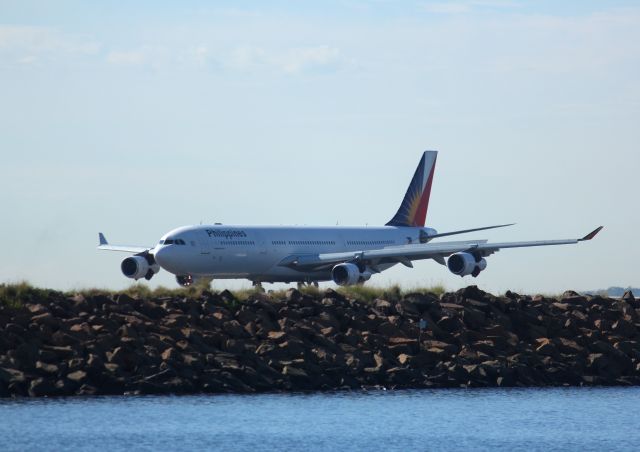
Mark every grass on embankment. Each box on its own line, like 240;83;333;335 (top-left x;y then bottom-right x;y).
0;281;448;307
0;280;214;308
0;282;63;309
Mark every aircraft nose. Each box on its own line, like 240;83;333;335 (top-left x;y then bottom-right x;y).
153;246;170;268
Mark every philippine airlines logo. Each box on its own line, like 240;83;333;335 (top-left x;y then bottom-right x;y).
205;229;248;239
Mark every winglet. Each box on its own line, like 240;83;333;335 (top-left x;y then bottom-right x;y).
579;226;603;241
99;233;108;246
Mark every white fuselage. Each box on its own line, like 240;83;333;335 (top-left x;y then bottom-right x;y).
153;225;435;283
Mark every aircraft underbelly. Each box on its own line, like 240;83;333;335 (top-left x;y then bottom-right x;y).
190;250;275;277
188;250;332;281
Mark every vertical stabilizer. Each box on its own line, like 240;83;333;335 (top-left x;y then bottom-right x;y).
386;151;437;227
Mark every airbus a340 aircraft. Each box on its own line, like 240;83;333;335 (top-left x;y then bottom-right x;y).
98;151;602;287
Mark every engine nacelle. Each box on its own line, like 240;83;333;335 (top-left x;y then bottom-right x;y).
331;263;372;286
121;255;160;281
447;252;487;277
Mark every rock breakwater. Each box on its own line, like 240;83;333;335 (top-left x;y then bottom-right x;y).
1;286;639;397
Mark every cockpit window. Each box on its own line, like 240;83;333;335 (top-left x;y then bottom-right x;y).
162;238;186;245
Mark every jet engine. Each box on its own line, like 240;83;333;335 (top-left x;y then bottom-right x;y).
447;252;487;277
331;263;372;286
121;255;160;281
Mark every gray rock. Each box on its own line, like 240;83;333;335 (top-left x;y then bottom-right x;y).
29;378;57;397
621;290;635;302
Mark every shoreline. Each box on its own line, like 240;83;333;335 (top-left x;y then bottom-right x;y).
1;285;638;397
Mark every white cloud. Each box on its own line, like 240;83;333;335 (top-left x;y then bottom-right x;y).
279;45;342;74
224;45;345;74
423;0;519;14
478;10;640;75
191;45;209;66
0;26;100;65
106;50;146;65
103;43;345;74
105;46;172;68
424;2;472;14
226;45;269;71
17;55;37;65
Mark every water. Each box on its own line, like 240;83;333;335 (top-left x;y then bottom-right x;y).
1;388;639;451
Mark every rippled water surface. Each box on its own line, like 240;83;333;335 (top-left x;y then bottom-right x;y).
1;387;639;451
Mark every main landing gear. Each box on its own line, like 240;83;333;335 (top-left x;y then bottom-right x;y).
252;281;266;293
249;281;319;292
297;281;319;289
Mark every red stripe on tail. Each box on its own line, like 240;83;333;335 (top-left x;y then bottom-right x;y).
411;160;436;227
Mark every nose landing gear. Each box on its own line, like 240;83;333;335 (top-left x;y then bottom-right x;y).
252;281;266;293
176;275;194;287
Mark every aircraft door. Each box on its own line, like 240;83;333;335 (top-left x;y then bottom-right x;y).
199;235;210;255
254;232;267;256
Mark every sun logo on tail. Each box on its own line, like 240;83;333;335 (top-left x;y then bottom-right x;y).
386;151;437;228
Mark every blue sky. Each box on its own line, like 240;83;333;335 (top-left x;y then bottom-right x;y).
1;1;638;293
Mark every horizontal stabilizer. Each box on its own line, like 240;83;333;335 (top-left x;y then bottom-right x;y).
428;223;515;240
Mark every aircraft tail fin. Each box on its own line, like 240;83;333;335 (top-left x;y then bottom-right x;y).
386;150;437;227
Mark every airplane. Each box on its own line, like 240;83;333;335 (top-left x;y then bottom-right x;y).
98;151;602;288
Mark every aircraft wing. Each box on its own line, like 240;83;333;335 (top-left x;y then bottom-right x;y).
97;233;150;253
279;226;603;272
